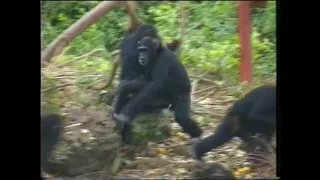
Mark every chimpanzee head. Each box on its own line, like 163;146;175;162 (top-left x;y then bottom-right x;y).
137;36;161;66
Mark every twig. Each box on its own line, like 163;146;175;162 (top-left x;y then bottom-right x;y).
79;75;104;79
191;79;199;101
64;123;83;129
57;48;105;67
191;85;215;95
85;78;105;90
192;109;223;117
189;75;216;84
88;55;121;90
110;49;120;57
53;46;72;62
41;83;73;93
192;89;218;104
74;170;110;179
179;1;187;47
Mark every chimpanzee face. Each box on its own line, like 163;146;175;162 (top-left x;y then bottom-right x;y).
137;37;160;66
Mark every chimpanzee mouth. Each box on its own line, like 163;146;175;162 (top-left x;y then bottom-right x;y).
139;58;146;66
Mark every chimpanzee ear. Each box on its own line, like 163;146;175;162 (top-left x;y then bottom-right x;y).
152;39;160;49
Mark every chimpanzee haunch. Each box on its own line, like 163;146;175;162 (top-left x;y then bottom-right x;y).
190;85;276;162
41;114;63;174
113;36;202;144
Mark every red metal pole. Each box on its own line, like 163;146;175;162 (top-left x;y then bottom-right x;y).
238;1;252;83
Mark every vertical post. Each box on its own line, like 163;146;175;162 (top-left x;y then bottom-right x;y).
238;1;252;83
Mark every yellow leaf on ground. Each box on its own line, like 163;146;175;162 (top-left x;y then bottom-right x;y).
157;148;168;155
237;167;252;174
175;132;188;140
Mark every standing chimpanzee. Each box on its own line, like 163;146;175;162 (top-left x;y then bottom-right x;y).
113;36;203;145
189;84;276;162
111;4;182;116
112;38;181;117
41;114;63;176
111;6;183;143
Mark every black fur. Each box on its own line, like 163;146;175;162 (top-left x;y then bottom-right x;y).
119;25;161;82
112;26;181;120
115;36;202;144
41;114;63;173
191;85;276;161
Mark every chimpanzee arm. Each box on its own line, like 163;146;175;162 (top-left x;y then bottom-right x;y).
120;75;147;92
120;60;141;81
119;56;170;119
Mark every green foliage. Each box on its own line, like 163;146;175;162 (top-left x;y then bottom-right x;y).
41;1;276;110
132;118;169;145
42;75;61;114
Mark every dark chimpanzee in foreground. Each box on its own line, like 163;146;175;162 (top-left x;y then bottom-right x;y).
111;5;183;143
114;36;203;144
190;84;276;162
112;39;181;117
41;114;63;176
111;3;181;116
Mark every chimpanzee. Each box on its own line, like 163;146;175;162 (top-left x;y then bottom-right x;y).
112;38;181;116
41;114;63;174
111;39;181;131
111;4;182;118
110;6;183;143
113;36;203;144
189;84;276;162
118;0;181;83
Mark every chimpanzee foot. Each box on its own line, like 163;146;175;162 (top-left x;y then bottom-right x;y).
191;137;201;144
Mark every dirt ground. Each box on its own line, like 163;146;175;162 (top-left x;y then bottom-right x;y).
45;87;276;180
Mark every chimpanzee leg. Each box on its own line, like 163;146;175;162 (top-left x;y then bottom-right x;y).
115;92;170;144
140;99;171;114
117;99;171;145
172;94;202;139
113;92;171;115
121;123;133;145
113;79;147;115
41;115;63;172
191;116;239;160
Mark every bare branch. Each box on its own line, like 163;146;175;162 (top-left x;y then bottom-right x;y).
41;83;73;93
41;1;125;66
192;89;218;104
